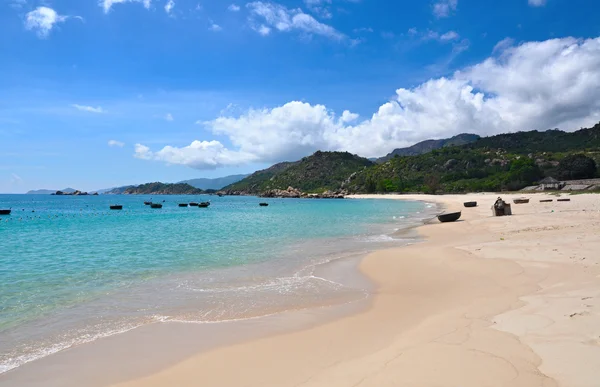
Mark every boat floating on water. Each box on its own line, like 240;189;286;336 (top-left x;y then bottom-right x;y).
178;203;189;207
198;202;210;208
109;205;123;210
144;201;152;205
150;203;163;209
259;203;269;207
0;209;11;215
189;202;199;206
463;201;477;208
437;211;461;223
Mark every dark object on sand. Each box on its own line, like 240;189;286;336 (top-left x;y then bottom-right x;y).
144;201;152;205
540;199;553;203
189;202;199;207
437;211;461;223
463;201;477;208
259;203;269;207
150;203;163;209
198;202;210;208
0;209;11;215
513;198;530;204
178;203;189;207
493;197;512;216
109;205;123;210
557;198;571;202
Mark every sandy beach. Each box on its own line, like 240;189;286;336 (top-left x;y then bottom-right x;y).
80;192;594;387
3;192;600;387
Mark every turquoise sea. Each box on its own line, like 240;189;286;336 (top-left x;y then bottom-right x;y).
0;194;433;373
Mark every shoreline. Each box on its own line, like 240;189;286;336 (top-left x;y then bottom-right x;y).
0;199;435;386
3;192;600;386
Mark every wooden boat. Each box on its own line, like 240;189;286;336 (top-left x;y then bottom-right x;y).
540;199;553;203
0;209;11;215
437;211;461;223
109;205;123;210
259;203;269;207
463;201;477;208
189;202;199;206
144;201;152;205
557;198;571;202
513;198;530;204
178;203;189;207
150;203;163;209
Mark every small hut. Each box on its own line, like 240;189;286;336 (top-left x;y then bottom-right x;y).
539;177;562;191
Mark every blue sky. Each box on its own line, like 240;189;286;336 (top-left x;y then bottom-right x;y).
1;0;600;193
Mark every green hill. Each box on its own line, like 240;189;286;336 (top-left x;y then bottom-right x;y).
348;123;600;194
223;151;374;194
121;182;204;195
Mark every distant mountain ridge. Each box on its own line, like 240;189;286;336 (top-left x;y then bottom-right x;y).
26;188;76;195
178;174;248;190
375;133;480;163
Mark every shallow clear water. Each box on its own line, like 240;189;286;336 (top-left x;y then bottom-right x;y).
0;194;433;373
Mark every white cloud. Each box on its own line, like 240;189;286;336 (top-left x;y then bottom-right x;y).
134;141;257;169
528;0;546;6
108;140;125;147
25;7;71;38
135;36;600;170
228;4;241;11
247;1;345;41
353;27;373;33
165;113;174;121
432;0;457;18
165;0;174;14
440;31;460;41
257;25;271;36
209;23;222;31
101;0;151;13
493;37;515;54
72;104;105;113
303;0;332;19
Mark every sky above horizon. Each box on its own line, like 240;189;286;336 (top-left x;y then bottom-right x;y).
2;0;600;193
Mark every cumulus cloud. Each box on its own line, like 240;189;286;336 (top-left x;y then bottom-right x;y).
165;0;174;14
72;104;105;113
108;140;125;147
134;141;257;169
25;6;73;38
135;36;600;170
101;0;151;13
432;0;457;18
247;1;345;41
228;4;240;11
209;23;222;31
528;0;546;6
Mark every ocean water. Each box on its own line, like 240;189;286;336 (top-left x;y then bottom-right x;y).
0;194;433;374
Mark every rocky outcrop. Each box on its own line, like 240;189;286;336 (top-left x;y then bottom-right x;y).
260;186;302;198
258;187;347;199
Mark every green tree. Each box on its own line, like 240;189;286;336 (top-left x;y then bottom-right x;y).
556;154;597;180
